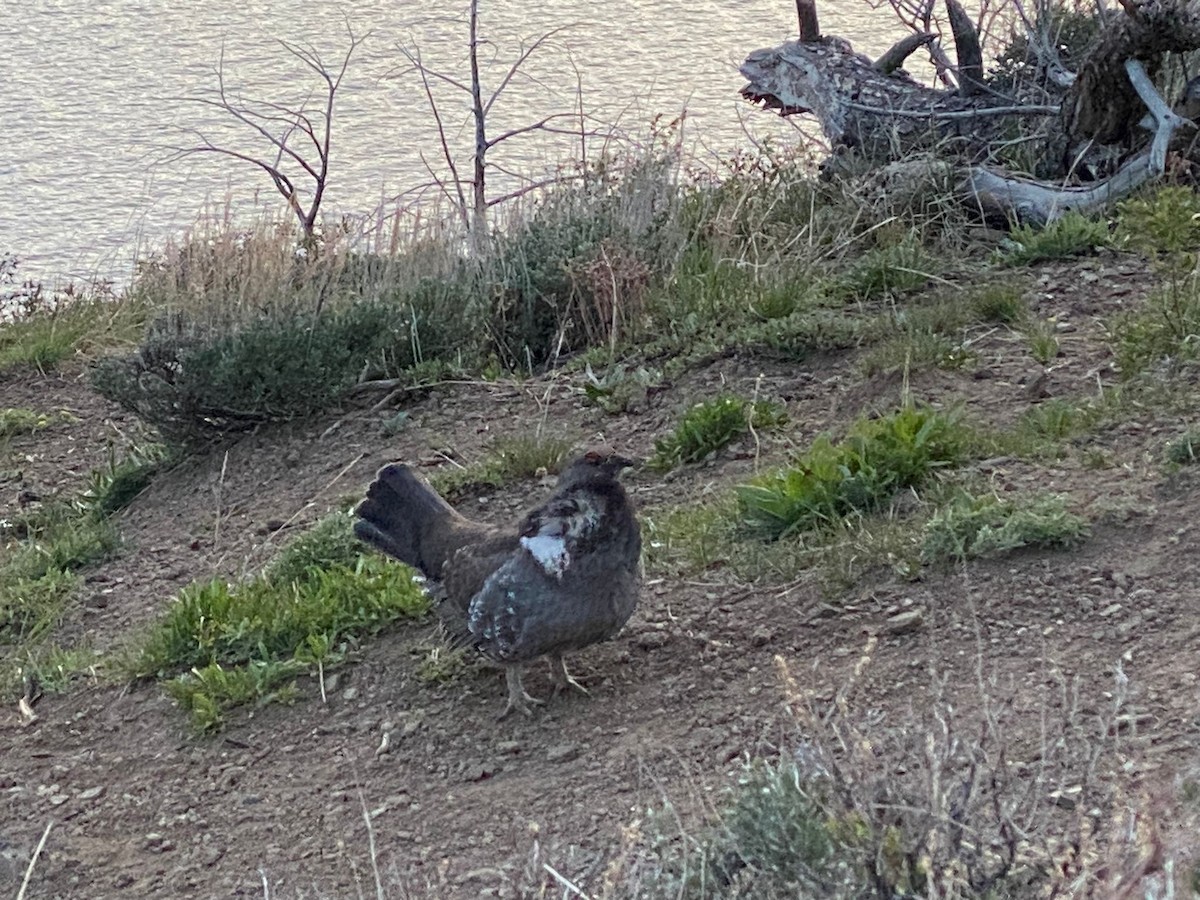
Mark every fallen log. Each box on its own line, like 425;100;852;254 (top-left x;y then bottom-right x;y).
740;0;1200;223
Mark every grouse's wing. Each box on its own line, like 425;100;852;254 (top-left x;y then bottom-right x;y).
514;492;606;578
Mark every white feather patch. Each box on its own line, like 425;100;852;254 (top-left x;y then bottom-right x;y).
520;533;571;579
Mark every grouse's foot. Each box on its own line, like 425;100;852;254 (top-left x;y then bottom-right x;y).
498;666;545;720
548;654;590;697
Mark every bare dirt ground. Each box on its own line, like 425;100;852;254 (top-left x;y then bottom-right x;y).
2;256;1198;898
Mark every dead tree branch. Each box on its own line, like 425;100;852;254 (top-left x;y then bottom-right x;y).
393;2;588;253
168;22;367;239
741;0;1200;224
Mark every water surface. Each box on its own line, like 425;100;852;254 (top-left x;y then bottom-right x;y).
5;0;908;286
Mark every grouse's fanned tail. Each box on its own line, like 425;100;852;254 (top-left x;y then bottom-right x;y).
353;463;482;580
355;446;641;718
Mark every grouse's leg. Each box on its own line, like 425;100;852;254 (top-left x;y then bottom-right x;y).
548;654;590;697
498;666;544;719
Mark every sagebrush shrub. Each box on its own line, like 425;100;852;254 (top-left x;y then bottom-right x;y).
92;302;415;445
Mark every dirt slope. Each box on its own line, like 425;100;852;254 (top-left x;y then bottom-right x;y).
2;258;1198;898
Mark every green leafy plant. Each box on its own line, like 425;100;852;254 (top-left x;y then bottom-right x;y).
81;442;171;517
1110;284;1200;376
921;490;1089;563
967;282;1028;324
1115;186;1200;258
833;238;935;301
1165;429;1200;467
650;395;786;470
416;644;468;684
737;405;971;539
710;761;843;890
265;511;362;585
995;212;1108;266
582;363;660;414
1024;318;1061;365
164;659;306;733
11;644;104;695
1110;187;1200;376
859;330;974;377
1016;398;1093;442
0;407;72;438
1;484;125;696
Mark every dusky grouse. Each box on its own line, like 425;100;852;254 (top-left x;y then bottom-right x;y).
354;446;641;717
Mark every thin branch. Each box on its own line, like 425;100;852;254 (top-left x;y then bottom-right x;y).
485;113;597;148
394;57;474;97
404;42;471;230
167;22;367;237
483;26;574;117
1126;58;1194;174
875;32;937;73
486;174;585;206
840;101;1061;119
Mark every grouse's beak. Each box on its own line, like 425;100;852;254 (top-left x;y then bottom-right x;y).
610;453;636;470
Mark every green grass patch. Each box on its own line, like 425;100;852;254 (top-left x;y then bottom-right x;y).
737;405;972;539
1013;397;1095;444
650;395;786;471
80;442;172;517
832;238;935;302
643;499;742;577
0;568;83;650
1109;187;1200;376
1165;429;1200;467
428;435;574;500
859;330;973;377
1109;283;1200;376
1115;185;1200;257
2;501;119;582
995;211;1109;266
0;292;148;373
1023;318;1061;365
858;291;1023;377
966;281;1028;324
1;494;122;692
0;309;95;372
0;407;73;439
129;514;429;731
264;511;363;584
921;490;1089;563
9;643;105;696
733;308;874;362
164;659;307;732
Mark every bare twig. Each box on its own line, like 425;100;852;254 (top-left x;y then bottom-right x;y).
1125;58;1195;174
213;449;229;551
356;789;386;900
875;32;937;73
394;6;584;248
16;820;54;900
168;21;368;238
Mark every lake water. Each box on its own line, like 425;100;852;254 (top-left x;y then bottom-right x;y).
5;1;916;288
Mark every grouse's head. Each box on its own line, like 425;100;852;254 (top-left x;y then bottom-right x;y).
557;445;635;488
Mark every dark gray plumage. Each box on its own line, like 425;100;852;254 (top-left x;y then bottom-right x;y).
354;447;641;717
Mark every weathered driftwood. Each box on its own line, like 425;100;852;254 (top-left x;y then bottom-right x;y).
1064;0;1200;143
740;39;1059;161
740;0;1200;223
